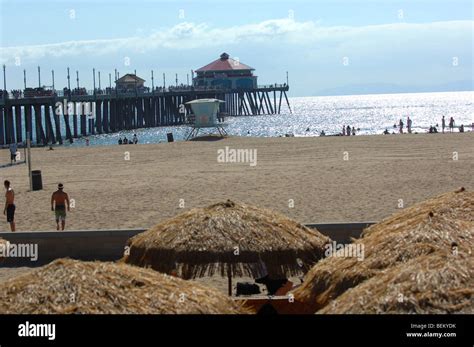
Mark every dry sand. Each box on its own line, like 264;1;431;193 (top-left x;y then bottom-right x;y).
1;133;472;232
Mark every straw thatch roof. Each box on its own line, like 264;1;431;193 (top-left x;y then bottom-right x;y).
361;187;473;238
293;188;474;311
319;251;474;314
0;258;246;314
123;200;331;279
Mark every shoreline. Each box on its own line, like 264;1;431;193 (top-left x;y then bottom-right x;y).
2;126;473;151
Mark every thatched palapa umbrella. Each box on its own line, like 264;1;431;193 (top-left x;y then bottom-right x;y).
123;200;331;295
0;258;246;314
319;250;474;314
293;188;474;312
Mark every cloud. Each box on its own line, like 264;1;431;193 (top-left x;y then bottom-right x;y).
0;18;472;64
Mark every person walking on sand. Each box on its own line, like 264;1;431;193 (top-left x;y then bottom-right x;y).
9;142;17;165
399;119;404;134
442;116;446;133
449;117;455;133
51;183;70;231
4;180;15;232
407;117;412;134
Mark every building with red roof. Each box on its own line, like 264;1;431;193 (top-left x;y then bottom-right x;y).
193;53;257;90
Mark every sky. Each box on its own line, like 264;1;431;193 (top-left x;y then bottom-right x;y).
0;0;472;96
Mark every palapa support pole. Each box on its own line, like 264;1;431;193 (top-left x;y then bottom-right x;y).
227;263;232;296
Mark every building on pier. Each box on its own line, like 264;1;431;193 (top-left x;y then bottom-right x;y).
115;74;146;93
193;53;257;90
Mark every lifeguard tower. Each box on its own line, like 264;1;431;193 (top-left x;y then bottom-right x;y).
185;98;227;140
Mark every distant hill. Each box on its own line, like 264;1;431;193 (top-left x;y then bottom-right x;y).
315;80;473;96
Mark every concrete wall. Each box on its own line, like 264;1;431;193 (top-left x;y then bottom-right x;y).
0;222;375;267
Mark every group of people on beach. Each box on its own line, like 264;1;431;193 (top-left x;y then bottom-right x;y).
118;134;139;145
385;117;413;134
396;117;413;134
441;116;459;133
3;181;71;232
382;116;471;135
342;125;357;136
427;116;469;134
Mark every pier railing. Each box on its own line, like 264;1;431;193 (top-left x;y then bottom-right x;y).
2;83;289;101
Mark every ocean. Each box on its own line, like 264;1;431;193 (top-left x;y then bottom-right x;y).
49;91;474;147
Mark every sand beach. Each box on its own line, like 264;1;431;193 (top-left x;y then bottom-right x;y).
0;133;472;232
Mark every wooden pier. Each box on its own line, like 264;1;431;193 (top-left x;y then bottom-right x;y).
0;85;291;145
